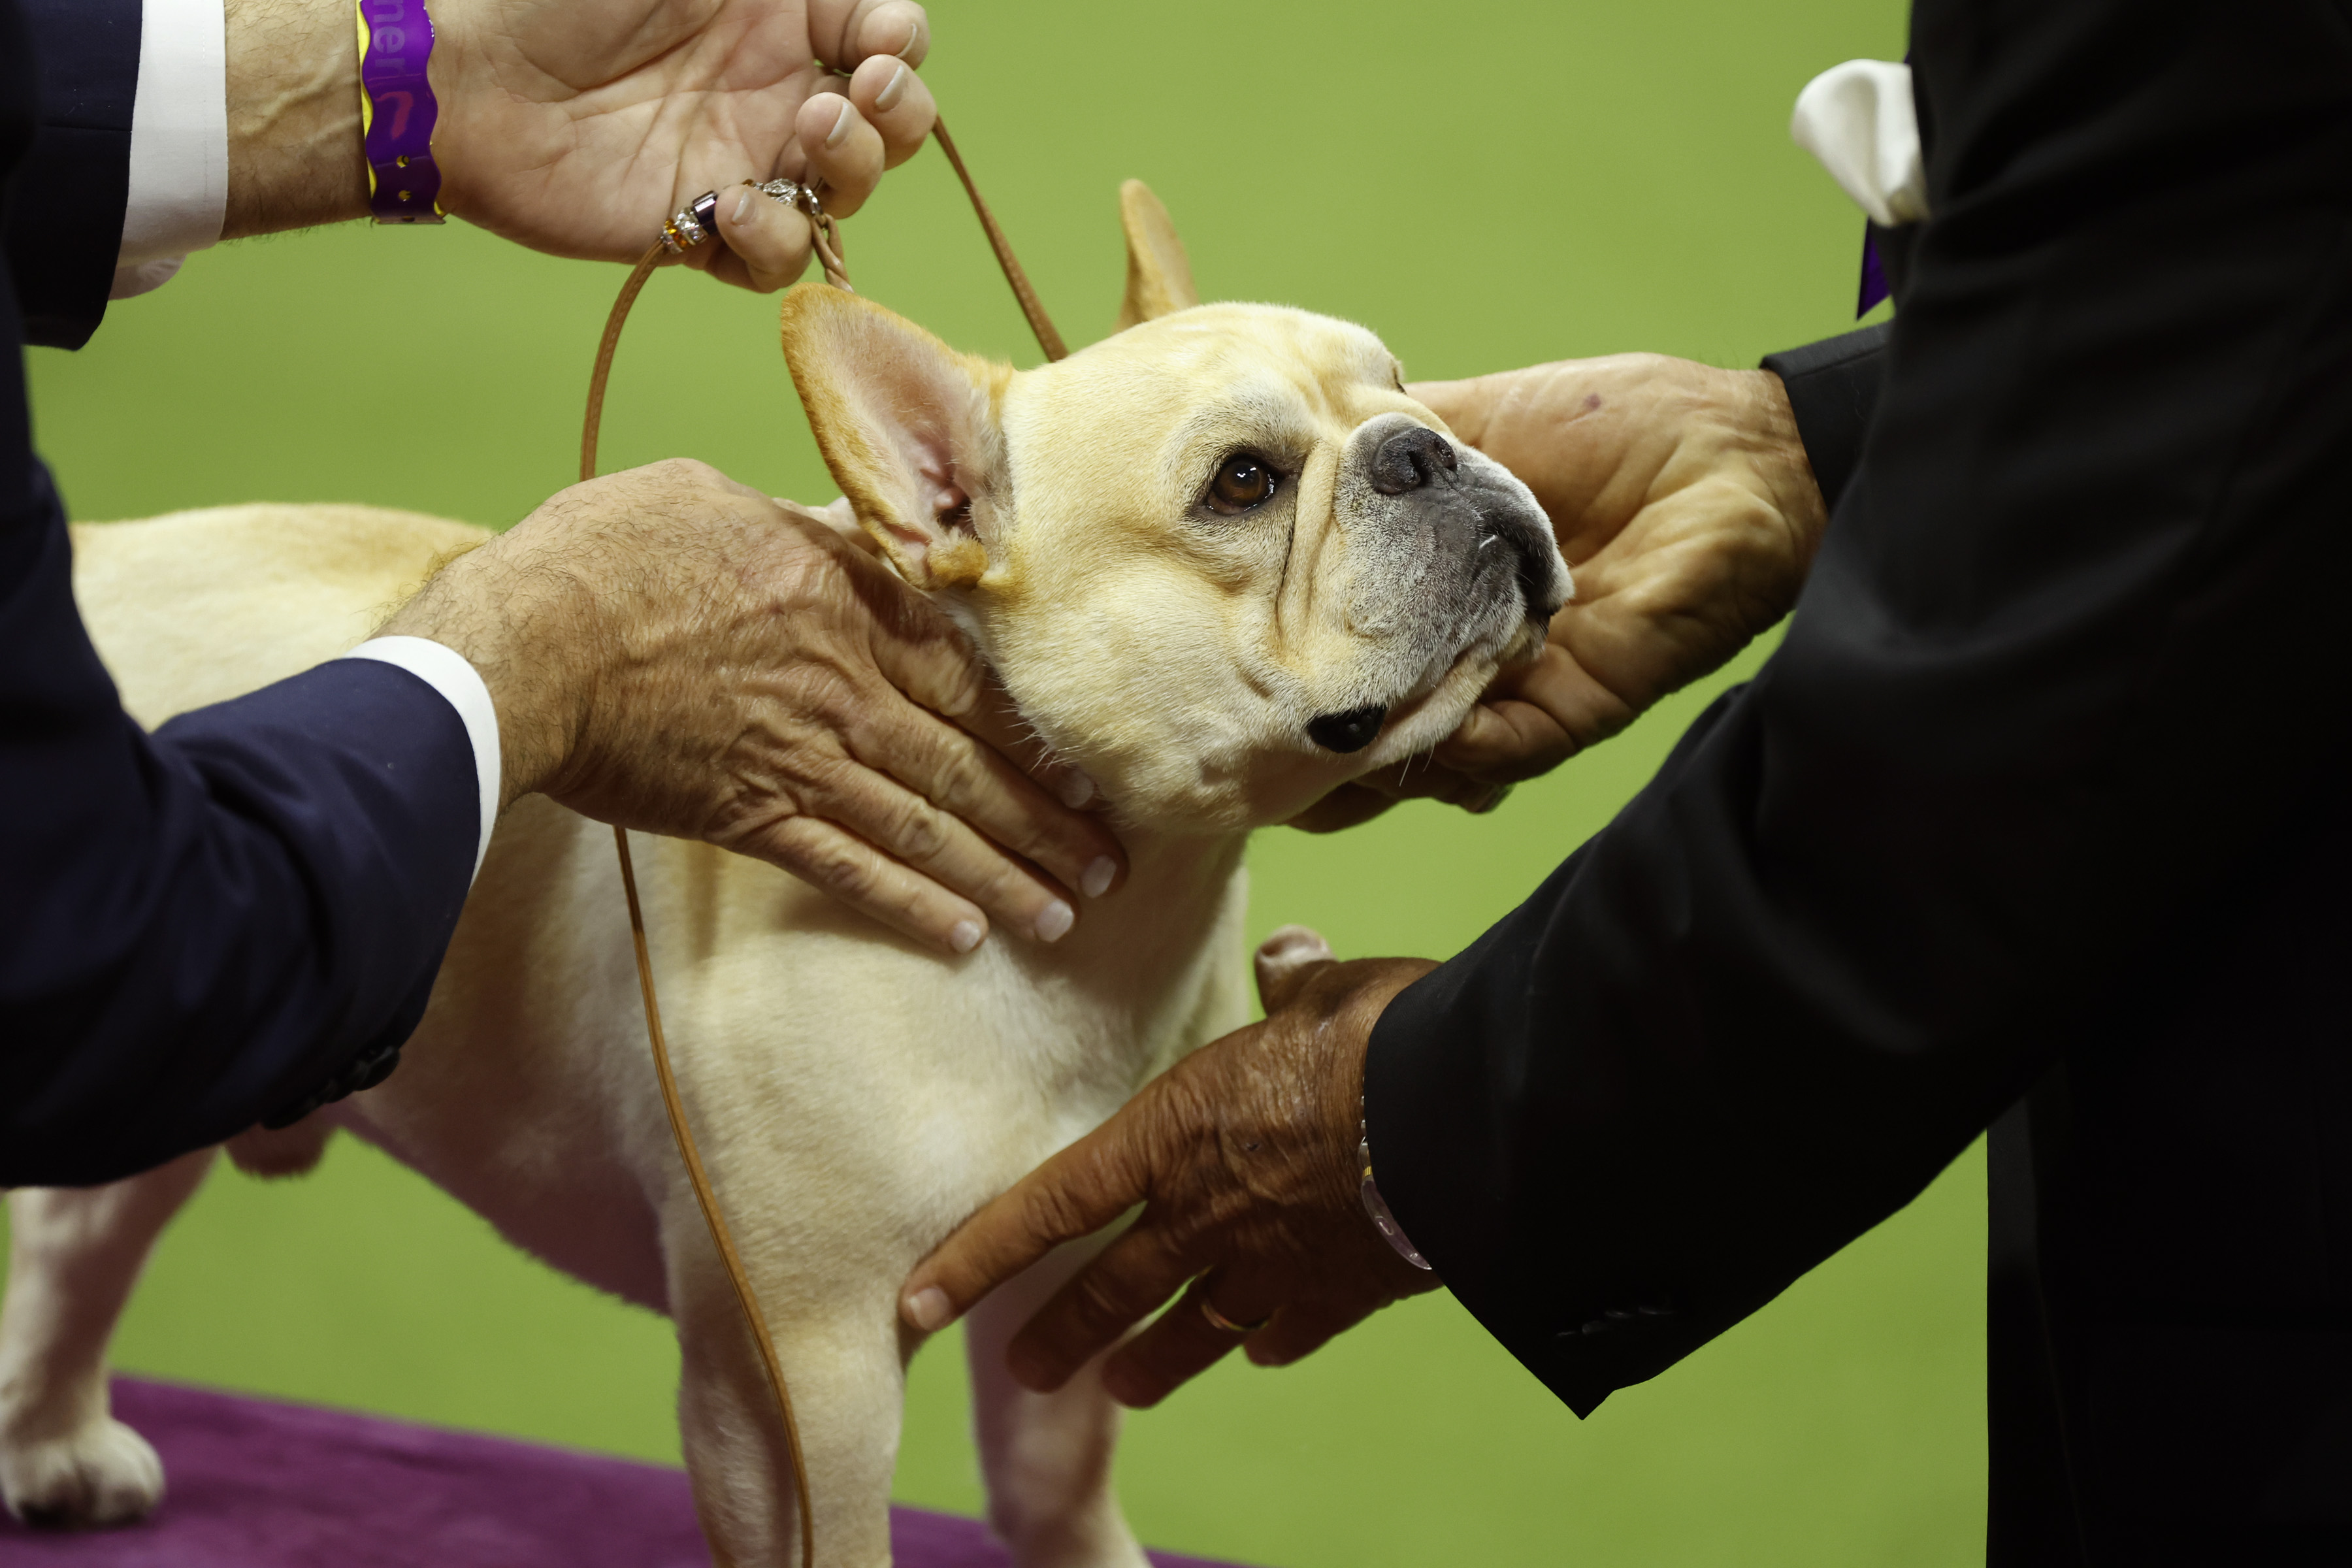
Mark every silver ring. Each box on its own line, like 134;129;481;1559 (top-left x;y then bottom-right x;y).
747;178;825;219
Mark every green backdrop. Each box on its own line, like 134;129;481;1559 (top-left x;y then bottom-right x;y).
8;1;1988;1564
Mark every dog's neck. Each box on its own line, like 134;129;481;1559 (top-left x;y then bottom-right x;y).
1019;822;1250;1000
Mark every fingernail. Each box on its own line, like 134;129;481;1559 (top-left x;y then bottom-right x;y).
898;18;922;59
875;62;909;114
1056;768;1096;809
949;919;984;954
906;1287;955;1332
1035;900;1074;943
826;100;855;149
730;192;753;225
1081;857;1117;900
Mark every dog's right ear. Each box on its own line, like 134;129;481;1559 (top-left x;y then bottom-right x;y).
778;284;1007;591
1115;180;1201;331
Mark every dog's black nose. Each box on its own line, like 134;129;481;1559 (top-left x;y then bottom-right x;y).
1307;704;1388;754
1367;425;1457;496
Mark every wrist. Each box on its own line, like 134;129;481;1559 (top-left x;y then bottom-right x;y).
1744;367;1832;556
223;0;370;238
376;533;595;814
1318;960;1438;1179
1329;958;1442;1276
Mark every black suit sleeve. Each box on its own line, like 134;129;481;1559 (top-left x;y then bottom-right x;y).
1364;0;2352;1416
1760;322;1888;514
4;0;137;348
1;0;481;1186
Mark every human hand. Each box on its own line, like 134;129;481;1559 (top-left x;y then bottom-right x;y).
379;459;1125;954
1287;355;1826;833
225;0;936;291
898;927;1443;1408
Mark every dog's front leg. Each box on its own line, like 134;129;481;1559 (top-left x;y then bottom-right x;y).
0;1146;216;1527
666;1217;906;1568
964;1236;1150;1568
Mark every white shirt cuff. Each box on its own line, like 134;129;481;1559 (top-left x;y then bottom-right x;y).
340;637;502;883
1791;59;1929;230
112;0;229;301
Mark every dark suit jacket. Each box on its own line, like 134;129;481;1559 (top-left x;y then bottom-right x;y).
2;0;479;1185
1366;1;2352;1560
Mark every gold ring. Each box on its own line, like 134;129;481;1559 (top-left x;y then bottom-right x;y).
1198;1296;1269;1335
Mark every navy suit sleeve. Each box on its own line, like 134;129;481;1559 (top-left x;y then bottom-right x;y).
5;0;137;349
1364;0;2352;1416
1;0;480;1186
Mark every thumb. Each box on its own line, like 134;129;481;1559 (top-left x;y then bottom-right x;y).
1254;925;1335;1013
855;564;988;721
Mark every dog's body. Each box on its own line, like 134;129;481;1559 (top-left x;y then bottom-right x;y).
0;186;1567;1566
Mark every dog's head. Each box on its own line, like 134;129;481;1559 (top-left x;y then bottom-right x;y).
780;182;1568;832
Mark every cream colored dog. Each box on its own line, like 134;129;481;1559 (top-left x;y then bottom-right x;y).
0;185;1567;1567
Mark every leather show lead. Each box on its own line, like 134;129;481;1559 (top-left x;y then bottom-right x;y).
581;121;1070;1568
356;1;1061;1552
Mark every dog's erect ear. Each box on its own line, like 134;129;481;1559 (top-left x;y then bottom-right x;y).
1115;180;1201;331
778;284;1005;591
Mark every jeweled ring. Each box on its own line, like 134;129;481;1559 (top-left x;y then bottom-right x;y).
660;190;723;254
1198;1296;1269;1335
747;177;825;219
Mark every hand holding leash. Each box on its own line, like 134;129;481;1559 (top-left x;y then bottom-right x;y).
224;0;935;294
429;0;933;291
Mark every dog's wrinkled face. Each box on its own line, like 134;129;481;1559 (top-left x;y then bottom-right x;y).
782;183;1568;832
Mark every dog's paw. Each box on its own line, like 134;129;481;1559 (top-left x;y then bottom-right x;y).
0;1416;165;1528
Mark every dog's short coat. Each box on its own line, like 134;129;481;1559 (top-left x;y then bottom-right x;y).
0;185;1568;1567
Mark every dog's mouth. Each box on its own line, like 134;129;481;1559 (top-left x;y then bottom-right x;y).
1303;596;1553;757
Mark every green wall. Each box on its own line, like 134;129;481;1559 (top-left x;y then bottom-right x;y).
10;1;1987;1564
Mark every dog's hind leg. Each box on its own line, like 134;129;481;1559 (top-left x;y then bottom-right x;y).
0;1146;215;1527
667;1228;906;1567
964;1243;1149;1568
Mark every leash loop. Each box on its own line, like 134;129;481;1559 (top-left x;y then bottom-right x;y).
581;116;1068;1567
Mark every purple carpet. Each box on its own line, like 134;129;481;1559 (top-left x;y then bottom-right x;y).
0;1379;1246;1567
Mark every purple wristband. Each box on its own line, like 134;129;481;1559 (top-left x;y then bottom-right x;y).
355;0;445;223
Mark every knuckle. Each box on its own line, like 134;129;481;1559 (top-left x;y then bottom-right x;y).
649;455;717;491
914;646;984;717
801;667;873;741
883;793;951;862
794;836;877;904
927;738;990;811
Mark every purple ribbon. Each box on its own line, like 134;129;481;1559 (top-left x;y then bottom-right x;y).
357;0;444;223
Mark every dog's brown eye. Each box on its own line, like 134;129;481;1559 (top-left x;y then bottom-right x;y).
1208;455;1277;514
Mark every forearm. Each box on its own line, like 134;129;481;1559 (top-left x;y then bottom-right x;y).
0;541;480;1184
222;0;368;238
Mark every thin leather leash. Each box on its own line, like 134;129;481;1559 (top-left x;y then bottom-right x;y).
580;115;1066;1567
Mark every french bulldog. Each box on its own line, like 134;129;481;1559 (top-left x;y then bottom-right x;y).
0;182;1567;1567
